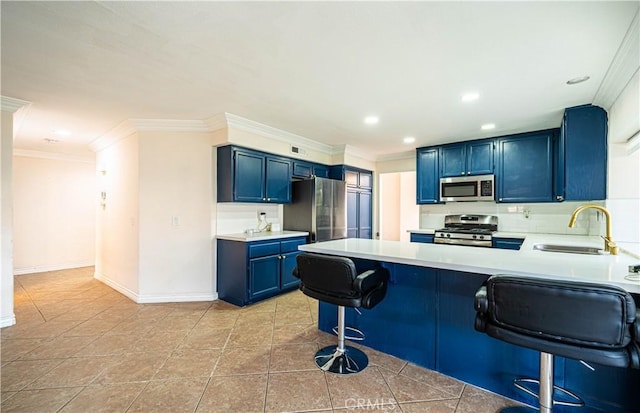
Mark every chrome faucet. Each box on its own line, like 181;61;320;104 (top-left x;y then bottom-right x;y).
568;205;618;255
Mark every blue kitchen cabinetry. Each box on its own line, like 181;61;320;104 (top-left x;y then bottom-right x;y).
492;237;524;250
554;105;607;201
331;165;373;239
292;160;330;179
440;139;495;177
416;147;440;204
217;236;306;306
317;260;640;412
496;130;555;203
217;145;292;203
410;233;434;243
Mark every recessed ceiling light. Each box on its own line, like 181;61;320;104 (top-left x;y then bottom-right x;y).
461;92;479;102
566;76;590;85
403;136;416;144
481;123;495;130
364;116;379;125
53;129;71;136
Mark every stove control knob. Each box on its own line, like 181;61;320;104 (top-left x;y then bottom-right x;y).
446;233;451;238
472;235;477;239
479;235;485;240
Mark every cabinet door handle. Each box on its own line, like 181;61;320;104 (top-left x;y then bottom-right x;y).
556;195;564;201
461;172;465;175
498;198;503;202
467;171;471;175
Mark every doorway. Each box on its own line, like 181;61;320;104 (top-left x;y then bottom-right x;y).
379;171;419;242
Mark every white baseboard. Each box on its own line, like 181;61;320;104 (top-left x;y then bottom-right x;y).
94;271;218;304
14;260;95;275
0;314;17;328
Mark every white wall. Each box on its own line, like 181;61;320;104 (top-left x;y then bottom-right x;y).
13;155;96;274
137;131;214;302
606;70;640;254
95;132;141;299
380;173;401;241
399;172;419;242
1;110;15;327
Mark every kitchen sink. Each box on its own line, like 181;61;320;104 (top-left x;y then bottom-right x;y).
533;243;602;255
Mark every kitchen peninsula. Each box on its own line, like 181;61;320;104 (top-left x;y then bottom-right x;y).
300;238;640;412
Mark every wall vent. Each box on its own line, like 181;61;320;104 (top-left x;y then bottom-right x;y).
290;145;308;156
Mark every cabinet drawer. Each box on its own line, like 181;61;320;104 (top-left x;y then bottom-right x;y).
410;233;434;243
280;237;306;253
248;241;280;259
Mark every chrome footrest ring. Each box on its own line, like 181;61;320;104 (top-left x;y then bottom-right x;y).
514;377;585;408
331;326;365;341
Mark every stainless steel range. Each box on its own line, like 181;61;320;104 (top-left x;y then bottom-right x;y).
434;214;498;247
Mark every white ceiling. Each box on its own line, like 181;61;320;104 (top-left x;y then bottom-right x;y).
2;1;638;159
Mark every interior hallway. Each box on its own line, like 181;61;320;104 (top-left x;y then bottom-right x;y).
1;268;518;412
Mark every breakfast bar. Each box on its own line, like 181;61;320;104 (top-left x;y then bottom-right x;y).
300;238;640;412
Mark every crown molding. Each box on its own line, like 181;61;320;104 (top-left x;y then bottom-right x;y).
626;130;640;154
376;150;415;162
1;96;31;113
14;149;95;163
205;113;228;132
221;113;334;155
128;119;210;132
593;10;639;109
337;144;377;162
89;120;137;152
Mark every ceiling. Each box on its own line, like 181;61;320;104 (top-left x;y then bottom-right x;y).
2;1;638;159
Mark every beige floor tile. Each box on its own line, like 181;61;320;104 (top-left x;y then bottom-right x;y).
195;312;238;329
360;345;408;374
130;330;189;352
5;319;82;339
197;373;267;413
265;370;332;412
75;334;142;356
63;318;119;336
269;343;319;372
381;368;456;403
274;310;314;326
104;317;159;335
0;359;63;391
0;387;84;413
154;348;221;379
397;399;459;413
20;335;97;360
180;326;231;349
0;338;44;362
227;324;274;347
235;311;276;326
213;346;271;375
454;385;520;413
241;299;277;313
400;363;465;397
27;356;117;389
127;378;208;413
272;323;320;345
326;366;397;410
152;314;202;332
59;382;146;413
93;352;170;384
1;391;17;403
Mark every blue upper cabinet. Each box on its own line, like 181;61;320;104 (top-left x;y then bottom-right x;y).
331;165;373;239
440;139;494;177
555;105;607;201
217;145;292;203
291;160;330;179
496;130;555;203
416;147;440;204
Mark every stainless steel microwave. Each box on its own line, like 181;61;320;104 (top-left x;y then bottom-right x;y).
440;174;495;202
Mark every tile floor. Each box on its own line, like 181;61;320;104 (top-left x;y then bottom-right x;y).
1;267;520;412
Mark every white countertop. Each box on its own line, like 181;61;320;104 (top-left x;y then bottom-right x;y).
217;231;309;242
300;235;640;293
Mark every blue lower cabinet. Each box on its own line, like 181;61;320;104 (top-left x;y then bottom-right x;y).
217;236;306;306
315;261;640;412
410;233;434;243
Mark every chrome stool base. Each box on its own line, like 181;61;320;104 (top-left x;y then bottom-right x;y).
314;345;368;374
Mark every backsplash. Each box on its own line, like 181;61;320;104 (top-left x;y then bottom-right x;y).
216;203;282;235
419;201;606;236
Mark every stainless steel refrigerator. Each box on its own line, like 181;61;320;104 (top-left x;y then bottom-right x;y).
283;177;347;242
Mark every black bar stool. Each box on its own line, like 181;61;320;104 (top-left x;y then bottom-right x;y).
293;252;389;374
474;275;640;413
